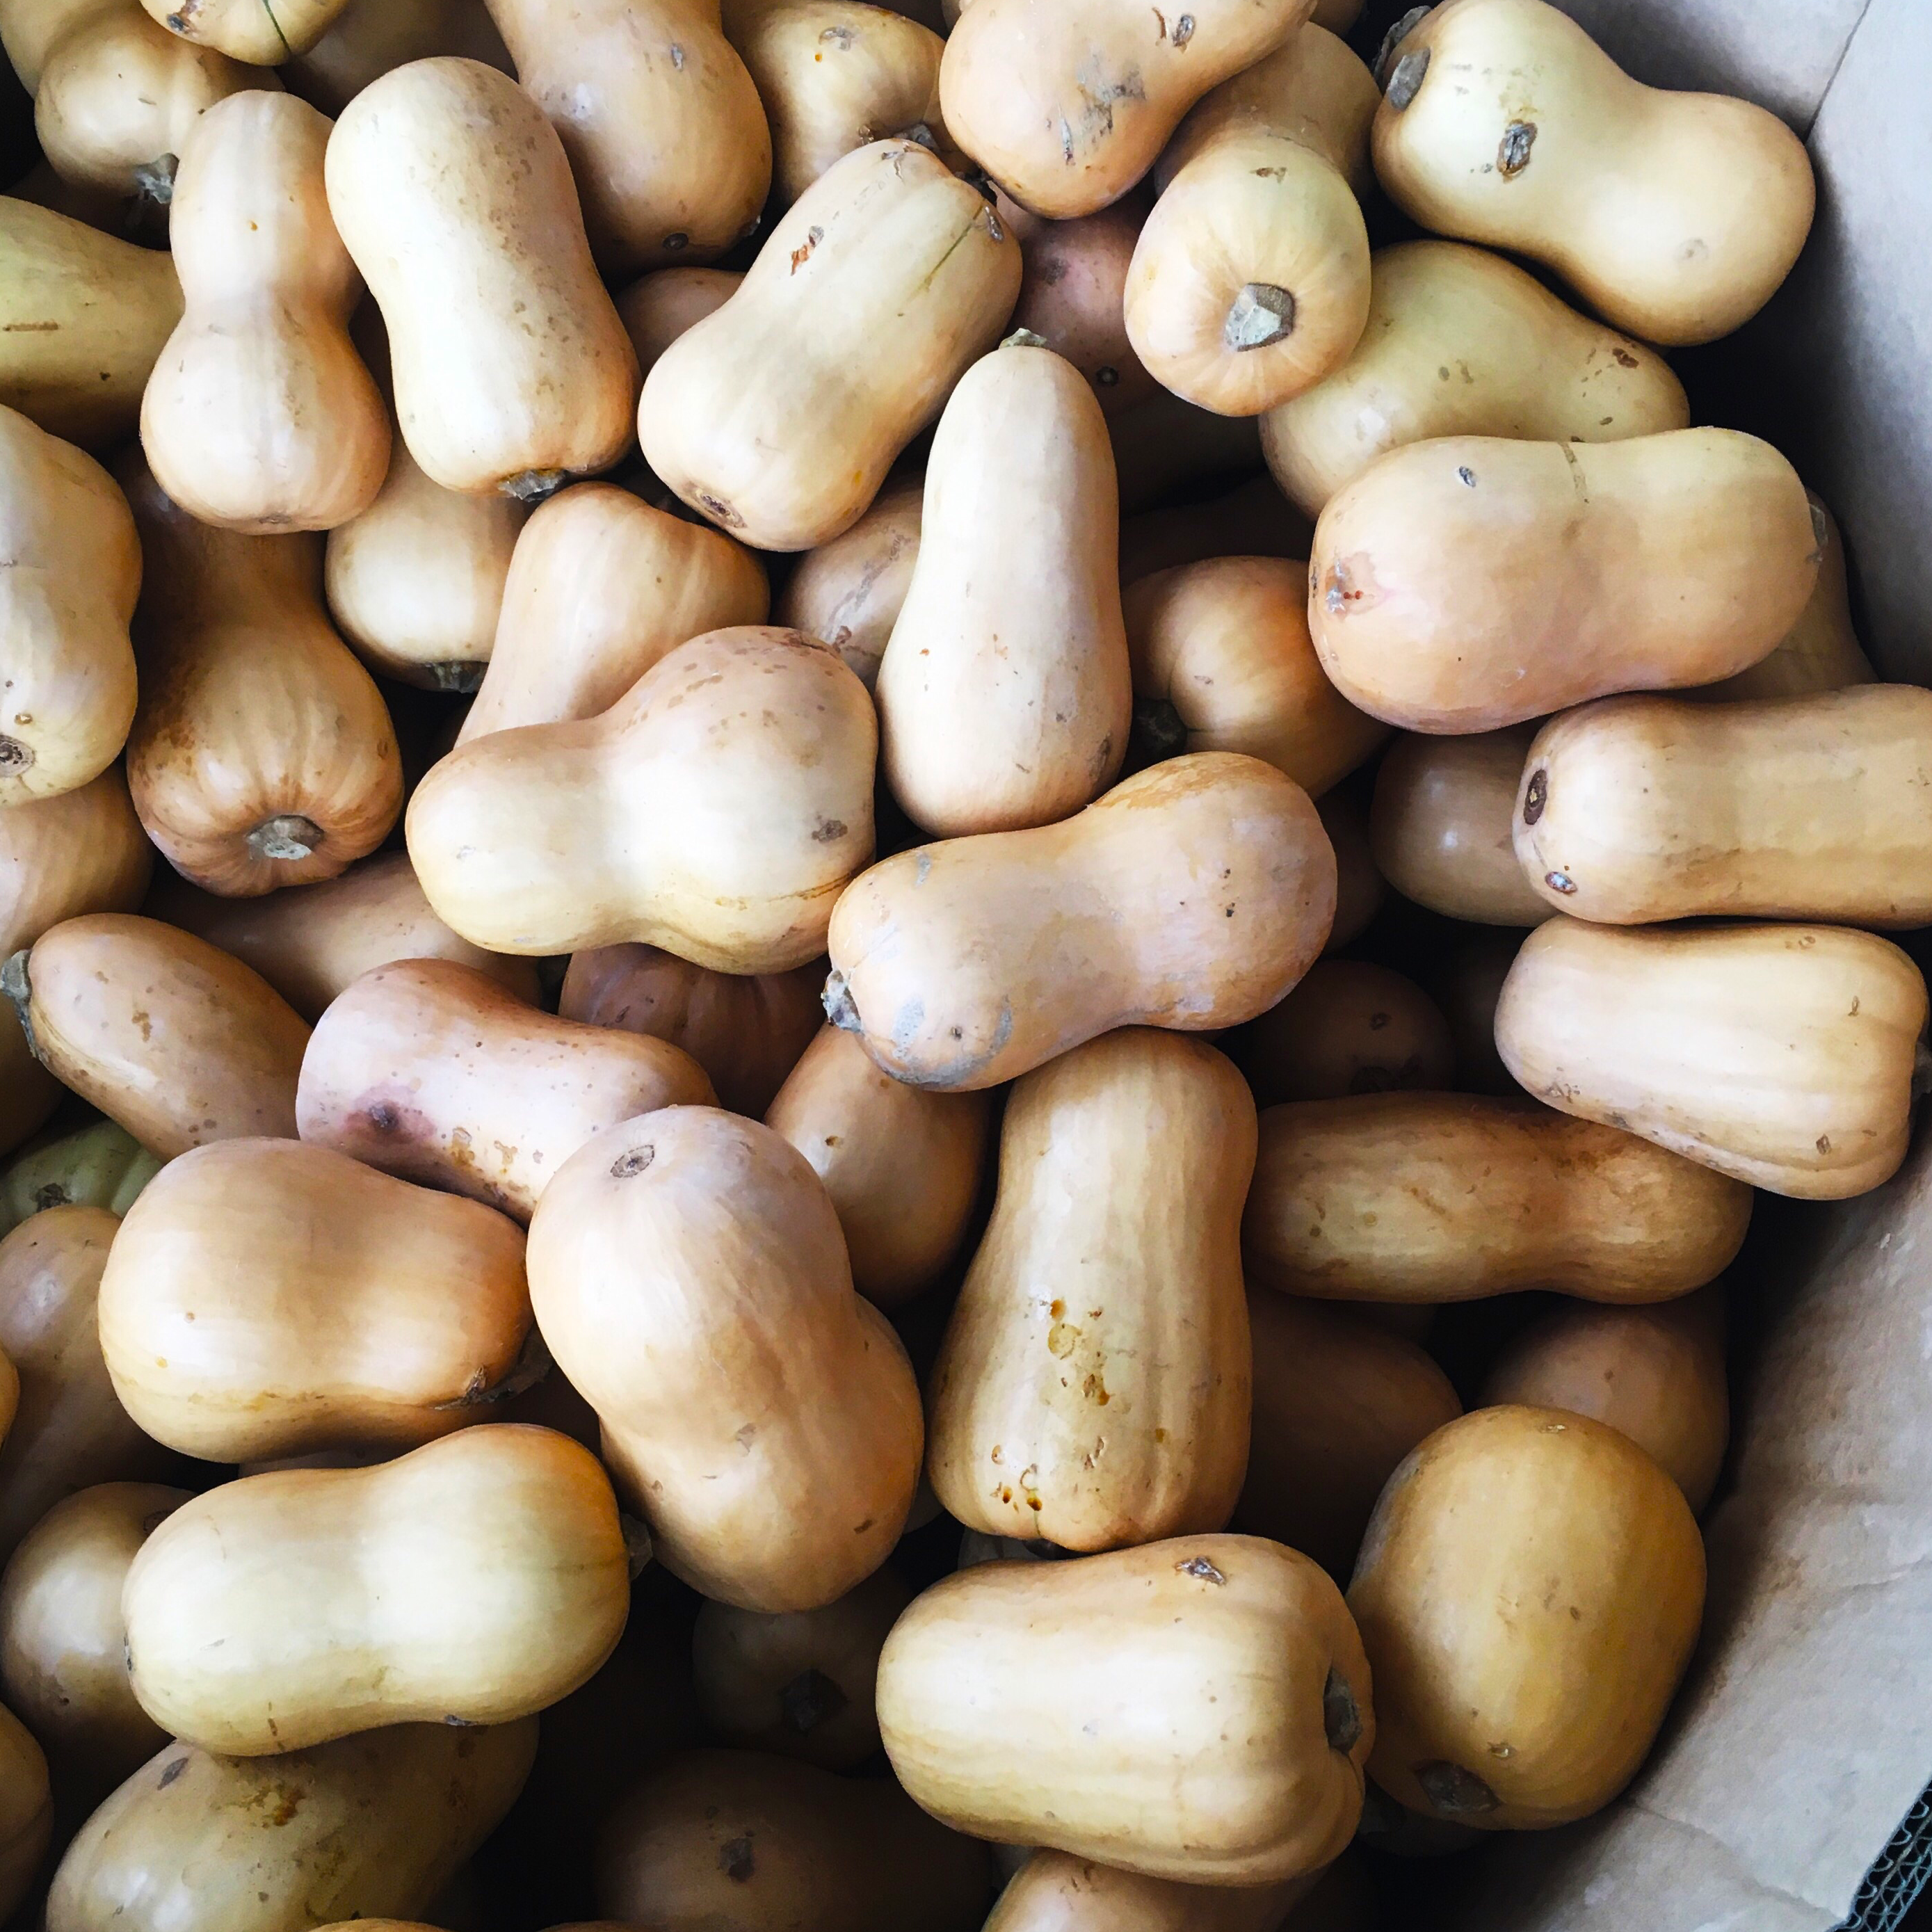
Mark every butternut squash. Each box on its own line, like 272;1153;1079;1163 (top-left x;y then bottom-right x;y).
527;1106;924;1612
1004;193;1156;414
1349;1404;1705;1828
123;1426;628;1752
2;0;102;86
738;0;943;207
298;957;715;1220
937;0;1315;220
1431;930;1521;1098
638;138;1019;551
765;1024;990;1307
47;1718;538;1932
985;1850;1316;1931
458;483;768;744
1239;1290;1460;1580
0;766;151;958
1230;958;1453;1106
0;1008;58;1159
287;0;512;113
98;1136;533;1460
487;0;770;276
0;1206;176;1563
1109;385;1262;515
1119;472;1312;586
410;627;874;969
1318;787;1380;949
137;0;354;61
1245;1092;1750;1304
118;451;400;894
0;1120;159;1238
1695;494;1874;702
32;1;268;212
0;195;182;446
325;58;638;497
149;850;542;1021
1259;240;1689;519
826;752;1336;1090
690;1566;910;1768
773;475;921;688
876;337;1129;835
0;1702;49;1919
1481;1285;1728;1511
561;944;824;1116
615;265;743;380
6;912;309;1154
1309;429;1819;732
1124;24;1372;416
1124;556;1386;794
1515;686;1932;928
930;1029;1253;1549
1495;917;1929;1200
0;403;140;806
877;1533;1371;1883
1369;726;1549;926
1371;0;1813;346
0;1480;186;1802
595;1748;993;1931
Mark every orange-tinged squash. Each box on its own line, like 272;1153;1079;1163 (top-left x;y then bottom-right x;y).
1229;958;1453;1106
0;1008;59;1160
615;265;743;381
984;1849;1319;1931
1348;1404;1705;1828
1003;193;1156;414
0;1702;49;1920
0;766;152;958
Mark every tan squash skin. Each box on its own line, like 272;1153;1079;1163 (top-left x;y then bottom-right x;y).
1495;918;1929;1200
1369;726;1549;926
1515;687;1932;928
298;957;716;1221
1431;931;1521;1099
930;1030;1255;1549
488;0;769;276
739;0;942;208
98;1136;532;1461
1259;241;1689;520
1;0;103;88
690;1565;910;1768
1319;791;1380;952
985;1849;1316;1932
7;912;309;1154
1109;385;1262;515
414;627;874;967
33;2;269;208
878;1534;1371;1883
1349;1405;1706;1829
1481;1285;1728;1511
765;1024;990;1308
139;90;387;531
596;1749;994;1931
0;767;151;959
323;390;528;691
47;1718;538;1932
0;196;182;446
639;138;1019;552
1124;24;1372;417
287;0;511;112
527;1107;924;1613
123;1426;628;1752
1120;474;1312;587
0;404;140;807
1246;1093;1751;1304
1239;1291;1461;1581
938;0;1315;220
0;1208;177;1564
118;453;402;895
1696;494;1874;702
1372;0;1813;347
325;58;639;497
877;340;1129;835
137;0;353;61
1230;958;1454;1106
458;484;768;745
1124;556;1387;794
0;1702;49;1919
773;476;921;689
0;1006;59;1159
1003;193;1157;416
826;752;1337;1092
561;944;824;1116
1310;429;1819;733
0;1481;186;1803
150;851;542;1021
615;265;743;380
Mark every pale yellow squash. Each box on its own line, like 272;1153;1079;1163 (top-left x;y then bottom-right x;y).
137;0;355;61
773;476;921;688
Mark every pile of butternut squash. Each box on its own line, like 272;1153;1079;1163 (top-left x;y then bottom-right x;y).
0;0;1898;1924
